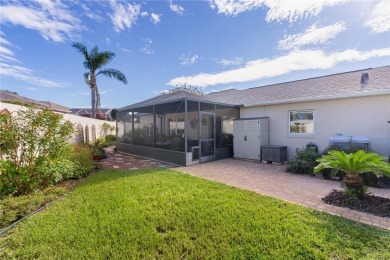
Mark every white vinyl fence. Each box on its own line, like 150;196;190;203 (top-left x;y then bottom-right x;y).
0;102;116;144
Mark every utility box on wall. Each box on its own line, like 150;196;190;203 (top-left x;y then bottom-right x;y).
233;118;269;161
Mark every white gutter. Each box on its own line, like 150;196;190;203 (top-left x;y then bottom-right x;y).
243;89;390;107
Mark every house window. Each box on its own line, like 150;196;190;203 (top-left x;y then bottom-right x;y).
289;110;314;135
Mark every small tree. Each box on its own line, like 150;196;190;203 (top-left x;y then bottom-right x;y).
101;122;115;137
0;107;75;196
314;150;390;199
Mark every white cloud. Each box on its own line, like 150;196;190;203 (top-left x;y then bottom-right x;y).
169;0;184;15
0;63;68;88
139;38;154;55
26;87;42;91
0;0;82;42
108;0;141;32
120;48;133;54
0;45;13;56
106;37;111;44
150;13;161;24
180;53;199;65
141;11;149;17
0;33;20;63
0;33;68;88
209;0;349;23
278;21;346;50
0;33;11;46
217;57;243;66
168;47;390;87
364;0;390;33
79;2;104;22
0;54;20;63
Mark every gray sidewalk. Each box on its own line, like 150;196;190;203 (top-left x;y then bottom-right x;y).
177;158;390;230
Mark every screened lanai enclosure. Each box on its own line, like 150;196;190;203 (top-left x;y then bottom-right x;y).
116;91;239;166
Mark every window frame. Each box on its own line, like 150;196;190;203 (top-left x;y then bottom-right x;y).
288;109;315;136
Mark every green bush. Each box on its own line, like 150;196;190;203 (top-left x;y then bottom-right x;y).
0;107;74;197
68;144;96;179
105;134;116;142
91;137;109;148
287;146;321;175
36;158;77;185
0;186;66;229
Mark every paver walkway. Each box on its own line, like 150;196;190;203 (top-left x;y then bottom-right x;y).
177;158;390;230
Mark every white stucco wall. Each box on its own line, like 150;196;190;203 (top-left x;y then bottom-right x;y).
239;95;390;157
0;102;115;143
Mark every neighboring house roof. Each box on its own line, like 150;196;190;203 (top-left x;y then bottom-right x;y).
205;65;390;107
39;101;71;113
0;90;70;113
70;108;113;115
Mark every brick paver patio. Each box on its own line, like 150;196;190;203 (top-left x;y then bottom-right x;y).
177;158;390;230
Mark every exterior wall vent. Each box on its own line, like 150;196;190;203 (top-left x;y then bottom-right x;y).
360;73;369;84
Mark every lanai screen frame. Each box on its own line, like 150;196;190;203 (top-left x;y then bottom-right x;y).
116;97;239;166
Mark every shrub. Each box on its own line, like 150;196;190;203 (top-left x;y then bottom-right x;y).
91;137;109;148
105;134;116;142
68;144;96;179
0;107;74;197
287;146;321;175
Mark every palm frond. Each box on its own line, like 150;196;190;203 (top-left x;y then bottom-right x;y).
72;42;90;65
93;51;115;70
96;68;127;84
314;150;390;176
84;72;91;88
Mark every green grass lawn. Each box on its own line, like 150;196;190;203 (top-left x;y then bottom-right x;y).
1;170;390;259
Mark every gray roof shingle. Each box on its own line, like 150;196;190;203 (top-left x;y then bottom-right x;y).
205;66;390;106
0;90;70;113
119;65;390;110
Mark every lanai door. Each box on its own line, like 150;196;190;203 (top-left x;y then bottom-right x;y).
200;113;215;163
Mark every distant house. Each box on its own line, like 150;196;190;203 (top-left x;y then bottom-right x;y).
116;65;390;166
0;90;70;113
70;108;114;121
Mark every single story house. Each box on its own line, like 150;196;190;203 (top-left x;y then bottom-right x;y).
0;90;70;113
70;108;114;121
116;65;390;166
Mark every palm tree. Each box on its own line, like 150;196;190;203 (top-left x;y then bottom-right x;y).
314;150;390;198
72;43;127;118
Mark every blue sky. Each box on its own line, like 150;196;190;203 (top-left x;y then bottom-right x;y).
1;0;389;109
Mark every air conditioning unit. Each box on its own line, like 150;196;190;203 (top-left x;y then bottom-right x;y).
329;133;370;150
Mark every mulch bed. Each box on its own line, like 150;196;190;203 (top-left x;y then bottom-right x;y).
323;190;390;218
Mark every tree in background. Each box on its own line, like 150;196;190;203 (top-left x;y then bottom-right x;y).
162;83;203;95
110;109;117;121
72;43;127;118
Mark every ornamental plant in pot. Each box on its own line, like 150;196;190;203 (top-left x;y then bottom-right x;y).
314;150;390;199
